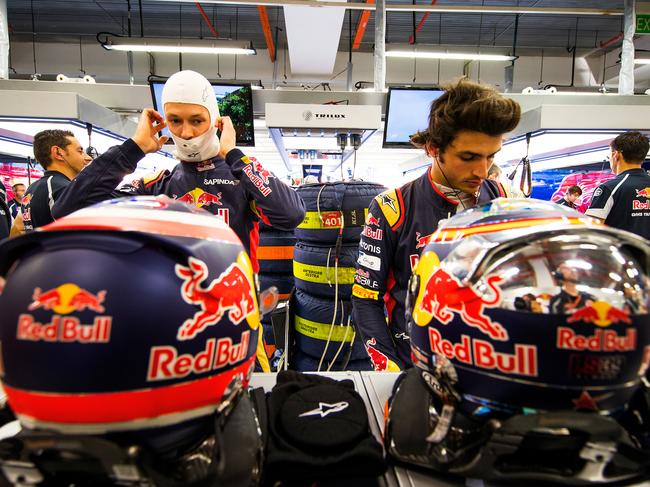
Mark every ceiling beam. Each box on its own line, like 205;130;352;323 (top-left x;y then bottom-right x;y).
352;0;374;50
257;6;275;62
154;0;623;16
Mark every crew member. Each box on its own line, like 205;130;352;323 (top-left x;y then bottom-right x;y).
586;131;650;239
352;79;521;371
557;185;582;209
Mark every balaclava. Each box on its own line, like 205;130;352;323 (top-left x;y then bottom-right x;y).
162;70;221;162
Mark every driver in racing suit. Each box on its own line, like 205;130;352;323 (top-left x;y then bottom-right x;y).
352;79;521;371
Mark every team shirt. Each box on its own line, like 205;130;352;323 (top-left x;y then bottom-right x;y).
586;167;650;240
23;140;146;232
351;167;505;370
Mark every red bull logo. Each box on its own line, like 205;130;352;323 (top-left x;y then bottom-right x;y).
416;267;507;341
557;327;636;352
567;301;631;327
429;329;538;377
177;188;223;208
366;213;380;226
361;226;382;240
147;331;250;381
28;284;106;315
635;187;650;198
175;257;256;341
242;161;272;197
253;160;273;185
415;232;431;250
17;314;111;344
365;338;400;371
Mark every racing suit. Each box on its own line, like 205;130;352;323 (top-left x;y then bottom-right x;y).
121;150;306;272
52;144;305;271
351;168;505;371
586;167;650;240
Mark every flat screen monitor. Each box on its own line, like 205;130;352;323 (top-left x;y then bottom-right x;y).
149;79;255;147
383;87;444;148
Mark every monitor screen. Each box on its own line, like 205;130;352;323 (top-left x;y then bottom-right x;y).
149;80;255;147
383;87;444;148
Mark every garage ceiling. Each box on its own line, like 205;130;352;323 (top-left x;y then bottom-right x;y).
6;0;624;54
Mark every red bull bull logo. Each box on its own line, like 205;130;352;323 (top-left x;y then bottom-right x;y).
365;338;399;371
253;160;273;185
366;213;380;226
416;267;508;341
567;301;631;327
429;329;538;377
147;331;250;381
177;188;223;208
28;284;106;315
635;188;650;198
175;257;256;341
415;232;431;250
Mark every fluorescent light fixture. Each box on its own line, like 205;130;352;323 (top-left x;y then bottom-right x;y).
101;36;256;55
386;45;515;61
635;58;650;65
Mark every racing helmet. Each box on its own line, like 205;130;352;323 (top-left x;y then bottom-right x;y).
396;198;650;482
0;196;261;485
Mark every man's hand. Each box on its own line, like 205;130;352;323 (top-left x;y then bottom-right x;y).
217;116;237;159
132;109;168;154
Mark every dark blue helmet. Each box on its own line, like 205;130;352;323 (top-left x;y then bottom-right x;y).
0;196;260;456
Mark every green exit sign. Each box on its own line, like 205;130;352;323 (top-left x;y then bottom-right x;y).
637;13;650;34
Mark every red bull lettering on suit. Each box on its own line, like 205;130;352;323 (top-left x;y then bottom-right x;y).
242;163;272;197
175;257;256;341
429;329;538;377
17;314;111;344
147;331;250;381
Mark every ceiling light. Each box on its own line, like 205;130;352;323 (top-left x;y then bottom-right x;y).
386;45;515;62
635;58;650;65
100;35;256;55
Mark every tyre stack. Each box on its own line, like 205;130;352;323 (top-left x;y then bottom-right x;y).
257;222;296;363
292;181;386;372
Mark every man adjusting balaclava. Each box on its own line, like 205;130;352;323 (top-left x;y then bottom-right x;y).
162;70;221;162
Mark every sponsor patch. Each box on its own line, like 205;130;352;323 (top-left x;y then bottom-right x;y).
361;226;382;240
352;284;379;300
357;252;381;271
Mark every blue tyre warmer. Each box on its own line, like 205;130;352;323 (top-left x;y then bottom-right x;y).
293;241;358;299
293;289;369;368
294;182;386;244
258;228;296;275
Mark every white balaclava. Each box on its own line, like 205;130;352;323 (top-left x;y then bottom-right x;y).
162;70;220;162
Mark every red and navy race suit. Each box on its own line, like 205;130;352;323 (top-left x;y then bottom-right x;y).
122;149;305;272
351;168;505;371
52;141;305;272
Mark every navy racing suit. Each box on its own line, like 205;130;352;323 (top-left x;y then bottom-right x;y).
351;168;505;371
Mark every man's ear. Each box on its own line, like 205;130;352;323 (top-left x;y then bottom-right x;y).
50;146;61;162
425;142;438;158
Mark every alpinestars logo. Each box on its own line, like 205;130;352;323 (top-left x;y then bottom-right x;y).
299;401;349;418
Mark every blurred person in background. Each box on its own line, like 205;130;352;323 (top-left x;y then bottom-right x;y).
557;185;582;209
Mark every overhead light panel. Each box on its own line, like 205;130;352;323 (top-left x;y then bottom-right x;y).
99;35;256;55
635;58;650;65
386;45;515;61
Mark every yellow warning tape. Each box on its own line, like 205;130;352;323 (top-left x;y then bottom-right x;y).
293;261;355;285
295;315;355;342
